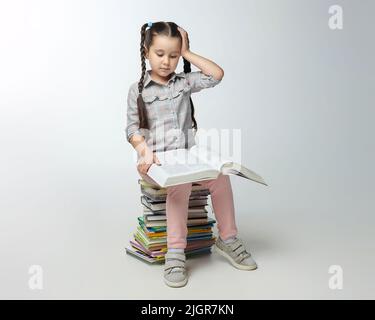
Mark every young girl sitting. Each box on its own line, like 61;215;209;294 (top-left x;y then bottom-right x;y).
126;21;257;288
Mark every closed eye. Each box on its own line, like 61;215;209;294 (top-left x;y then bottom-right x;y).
157;54;178;58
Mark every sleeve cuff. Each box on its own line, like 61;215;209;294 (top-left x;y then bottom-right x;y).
127;129;142;142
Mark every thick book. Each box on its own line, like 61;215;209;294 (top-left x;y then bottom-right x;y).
142;194;208;204
137;216;215;228
140;222;216;233
141;187;210;202
142;216;210;227
141;195;208;211
125;246;213;264
138;179;204;190
144;211;208;221
129;238;216;259
138;224;214;240
147;145;268;188
143;207;208;216
139;179;209;193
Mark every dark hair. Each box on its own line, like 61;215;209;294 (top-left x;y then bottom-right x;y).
137;21;197;132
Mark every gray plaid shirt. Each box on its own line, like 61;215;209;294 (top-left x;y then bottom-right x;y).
125;69;221;153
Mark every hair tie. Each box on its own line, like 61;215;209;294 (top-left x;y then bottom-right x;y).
147;22;153;28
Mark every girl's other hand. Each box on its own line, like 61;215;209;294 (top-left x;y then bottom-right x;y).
177;26;190;57
137;149;161;175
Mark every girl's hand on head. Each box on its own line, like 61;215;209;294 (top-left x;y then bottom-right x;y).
177;26;190;57
137;149;161;175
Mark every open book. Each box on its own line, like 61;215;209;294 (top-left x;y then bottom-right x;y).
146;145;268;188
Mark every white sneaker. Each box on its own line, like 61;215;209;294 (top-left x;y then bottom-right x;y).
163;252;188;288
214;237;257;270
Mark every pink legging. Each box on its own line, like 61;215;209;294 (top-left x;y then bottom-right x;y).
140;173;238;249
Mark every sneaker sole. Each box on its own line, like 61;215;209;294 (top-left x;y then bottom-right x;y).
164;276;188;288
213;244;258;271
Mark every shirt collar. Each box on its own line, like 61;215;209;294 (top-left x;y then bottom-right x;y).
144;69;185;87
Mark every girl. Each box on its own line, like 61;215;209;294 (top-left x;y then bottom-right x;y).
126;21;257;288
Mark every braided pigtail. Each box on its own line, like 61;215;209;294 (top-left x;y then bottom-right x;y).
183;57;198;132
137;23;149;129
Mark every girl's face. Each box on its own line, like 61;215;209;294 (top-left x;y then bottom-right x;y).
145;35;181;79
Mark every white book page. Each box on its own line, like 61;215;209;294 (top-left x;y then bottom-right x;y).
189;145;231;171
154;148;215;176
189;145;267;185
157;163;214;176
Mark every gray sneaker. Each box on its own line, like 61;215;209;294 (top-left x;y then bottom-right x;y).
214;237;257;270
163;252;188;288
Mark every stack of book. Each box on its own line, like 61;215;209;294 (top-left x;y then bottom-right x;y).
125;179;217;264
